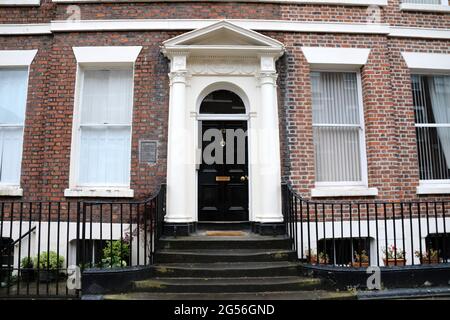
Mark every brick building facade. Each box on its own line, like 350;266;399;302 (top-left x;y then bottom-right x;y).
0;0;449;205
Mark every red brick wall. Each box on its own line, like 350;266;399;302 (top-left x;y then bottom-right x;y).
0;35;52;201
279;33;450;202
0;2;449;203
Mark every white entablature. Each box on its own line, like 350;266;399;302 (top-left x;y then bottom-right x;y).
161;20;285;226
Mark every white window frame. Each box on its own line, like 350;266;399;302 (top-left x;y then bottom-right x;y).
412;72;450;194
66;46;141;198
400;0;450;13
0;50;37;197
311;70;369;188
402;52;450;194
310;70;378;197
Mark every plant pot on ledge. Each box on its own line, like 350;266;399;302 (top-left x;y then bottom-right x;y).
420;258;441;265
38;270;59;283
351;262;370;268
383;258;406;266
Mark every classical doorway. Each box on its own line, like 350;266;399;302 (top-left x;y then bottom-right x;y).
198;90;249;221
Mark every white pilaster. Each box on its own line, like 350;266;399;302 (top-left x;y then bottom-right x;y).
165;53;192;223
255;55;283;223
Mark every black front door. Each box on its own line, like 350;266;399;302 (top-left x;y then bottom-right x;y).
198;120;249;221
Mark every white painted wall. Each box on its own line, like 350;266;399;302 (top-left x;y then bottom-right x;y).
1;222;148;275
293;217;450;266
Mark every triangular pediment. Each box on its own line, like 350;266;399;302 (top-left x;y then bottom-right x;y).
162;20;284;56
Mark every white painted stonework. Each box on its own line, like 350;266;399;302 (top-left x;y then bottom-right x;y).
162;21;285;224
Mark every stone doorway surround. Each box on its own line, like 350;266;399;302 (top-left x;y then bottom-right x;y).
161;20;285;235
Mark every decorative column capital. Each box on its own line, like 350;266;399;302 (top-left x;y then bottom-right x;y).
257;71;278;86
169;70;189;85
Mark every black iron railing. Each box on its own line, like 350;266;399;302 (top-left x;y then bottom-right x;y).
0;184;166;298
282;183;450;268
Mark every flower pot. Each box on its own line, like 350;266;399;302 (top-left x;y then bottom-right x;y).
420;258;440;265
351;262;369;268
383;258;406;266
20;269;35;282
38;270;58;283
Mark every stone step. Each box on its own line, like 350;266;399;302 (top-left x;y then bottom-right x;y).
157;235;292;250
132;276;323;293
154;249;297;263
102;290;356;300
151;261;300;278
196;221;252;231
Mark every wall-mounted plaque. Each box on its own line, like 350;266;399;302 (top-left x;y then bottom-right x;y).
139;140;158;164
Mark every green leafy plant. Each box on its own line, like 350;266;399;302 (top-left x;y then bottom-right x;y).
34;251;64;270
318;252;329;264
21;256;34;269
354;250;369;263
101;240;130;268
415;249;439;260
382;245;405;260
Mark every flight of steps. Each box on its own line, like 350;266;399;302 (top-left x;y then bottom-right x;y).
104;222;354;300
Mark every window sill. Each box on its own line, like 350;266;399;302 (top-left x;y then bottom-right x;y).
0;187;23;197
400;3;450;13
311;186;378;198
0;0;40;6
51;0;387;6
416;184;450;195
64;188;134;198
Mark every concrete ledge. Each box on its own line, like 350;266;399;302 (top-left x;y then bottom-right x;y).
0;0;40;6
0;187;23;197
357;286;450;300
417;183;450;195
163;222;197;236
51;0;388;6
311;187;378;197
82;266;152;295
300;263;450;290
64;188;134;198
400;3;450;13
252;222;286;236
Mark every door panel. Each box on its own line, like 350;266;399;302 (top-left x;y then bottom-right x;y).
198;120;249;221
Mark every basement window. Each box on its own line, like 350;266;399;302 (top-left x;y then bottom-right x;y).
0;237;14;284
317;237;372;266
425;233;450;263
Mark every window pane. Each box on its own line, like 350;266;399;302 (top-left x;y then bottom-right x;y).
79;127;131;186
0;128;23;184
314;126;361;182
413;74;450;180
0;68;28;124
80;69;133;125
416;127;450;180
312;72;360;125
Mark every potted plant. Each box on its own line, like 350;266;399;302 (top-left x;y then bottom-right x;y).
305;249;330;265
318;252;330;264
20;256;35;282
100;240;130;268
34;251;64;282
382;245;406;266
351;250;369;268
415;249;441;264
305;249;317;264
